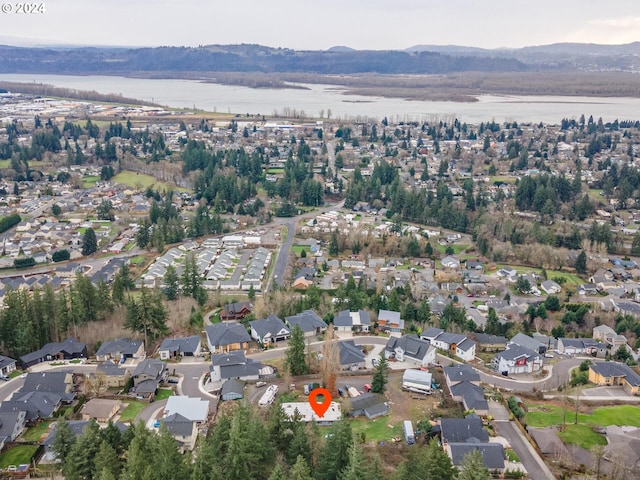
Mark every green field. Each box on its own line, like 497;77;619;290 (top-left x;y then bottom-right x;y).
435;243;469;255
291;245;309;257
0;160;9;169
557;424;607;450
82;176;100;188
351;417;402;442
0;445;38;468
266;168;285;174
119;400;146;423
490;175;517;184
493;265;583;286
154;389;174;401
526;404;640;428
112;170;189;193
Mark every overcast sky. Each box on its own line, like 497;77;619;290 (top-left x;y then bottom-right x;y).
1;0;639;50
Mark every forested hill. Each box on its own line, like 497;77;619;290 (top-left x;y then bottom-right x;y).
0;44;527;74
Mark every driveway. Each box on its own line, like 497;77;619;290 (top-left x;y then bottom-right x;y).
489;401;555;480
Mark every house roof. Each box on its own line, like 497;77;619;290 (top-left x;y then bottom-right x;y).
0;355;16;370
219;358;264;380
421;327;444;340
444;364;480;384
450;382;488;411
132;359;166;378
590;362;640;386
496;344;541;363
378;309;401;323
509;333;544;351
43;420;91;446
338;340;365;366
133;379;159;394
158;335;201;354
211;351;247;367
473;333;507;345
220;379;244;396
95;338;142;357
440;417;489;444
249;315;290;339
223;302;253;316
285;310;326;332
80;399;121;420
205;322;251;347
448;443;505;469
19;337;86;365
349;392;385;412
0;411;24;438
0;391;62;420
21;371;73;399
162;413;194;437
386;335;433;362
96;360;127;377
164;396;209;423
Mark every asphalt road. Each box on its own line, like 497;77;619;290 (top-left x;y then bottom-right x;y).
271;220;295;288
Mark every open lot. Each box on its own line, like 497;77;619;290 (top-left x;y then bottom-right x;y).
112;170;189;193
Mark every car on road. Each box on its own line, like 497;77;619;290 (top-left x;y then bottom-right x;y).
19;373;27;379
256;381;267;388
0;375;9;381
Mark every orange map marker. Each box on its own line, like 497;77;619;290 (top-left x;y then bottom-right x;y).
309;387;332;418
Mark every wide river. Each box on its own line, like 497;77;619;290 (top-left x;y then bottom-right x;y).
1;73;640;124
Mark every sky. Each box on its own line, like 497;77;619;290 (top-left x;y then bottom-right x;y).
0;0;639;50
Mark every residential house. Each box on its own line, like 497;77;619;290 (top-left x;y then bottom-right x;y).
220;302;253;321
440;417;505;471
249;315;291;345
333;310;371;333
42;420;126;462
441;256;461;269
93;361;131;388
0;392;63;421
80;399;121;423
0;355;16;376
19;337;87;369
589;362;640;395
292;276;313;289
443;365;488;415
158;336;202;360
338;341;366;370
164;396;209;423
420;329;476;362
533;332;557;352
492;344;543;375
131;359;167;398
465;260;484;271
541;280;562;295
578;284;598;296
348;393;390;419
385;335;436;367
209;351;268;385
220;379;244;401
285;310;327;338
21;371;74;401
402;369;432;393
497;267;517;281
509;332;546;354
557;338;606;357
593;325;628;353
471;333;507;352
377;309;405;335
0;411;26;447
161;413;198;453
95;338;144;362
205;322;252;353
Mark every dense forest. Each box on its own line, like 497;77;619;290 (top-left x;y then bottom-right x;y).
50;401;486;480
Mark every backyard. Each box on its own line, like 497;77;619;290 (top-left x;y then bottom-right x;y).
526;403;640;449
0;445;38;469
119;400;146;423
19;420;52;443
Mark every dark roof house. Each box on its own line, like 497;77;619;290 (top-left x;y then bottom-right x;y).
19;338;87;369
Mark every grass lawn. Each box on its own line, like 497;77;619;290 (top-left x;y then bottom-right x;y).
435;243;469;255
505;448;520;462
588;189;605;201
112;170;189;193
19;420;52;443
493;265;583;286
351;417;402;443
527;404;640;429
0;160;9;169
291;245;309;257
119;401;146;423
266;168;284;174
129;255;147;265
82;176;100;188
490;175;517;184
0;445;38;468
155;389;174;401
557;424;607;450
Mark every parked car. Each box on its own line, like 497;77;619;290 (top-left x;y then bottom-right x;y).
337;387;345;397
364;384;371;392
303;384;310;395
372;358;379;367
0;375;9;381
256;381;267;388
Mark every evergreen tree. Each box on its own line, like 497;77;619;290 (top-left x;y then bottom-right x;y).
485;308;500;335
267;463;287;480
163;265;180;301
124;287;168;346
317;419;353;480
64;420;102;480
285;324;309;376
575;250;588;274
457;450;491;480
371;352;388;394
289;455;314;480
329;229;339;256
94;441;122;480
338;440;367;480
82;227;98;256
51;417;75;467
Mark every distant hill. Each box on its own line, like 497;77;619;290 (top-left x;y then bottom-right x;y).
0;42;638;76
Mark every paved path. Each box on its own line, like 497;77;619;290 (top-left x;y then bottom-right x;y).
489;401;555;480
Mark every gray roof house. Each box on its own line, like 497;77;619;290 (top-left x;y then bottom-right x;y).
19;337;87;369
385;335;436;367
0;355;16;376
334;310;371;333
0;391;62;421
446;443;505;471
161;413;198;453
209;351;267;385
348;393;390;419
338;341;366;370
20;371;75;402
205;322;252;353
131;359;167;398
285;310;327;338
95;338;144;362
0;411;26;446
509;332;546;354
249;315;291;344
158;336;202;360
440;417;489;444
220;379;245;401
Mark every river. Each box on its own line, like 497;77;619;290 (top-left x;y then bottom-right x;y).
1;73;639;124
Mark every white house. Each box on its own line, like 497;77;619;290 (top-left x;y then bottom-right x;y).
421;329;476;362
441;256;461;269
541;280;562;295
385;335;436;367
492;344;543;375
